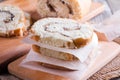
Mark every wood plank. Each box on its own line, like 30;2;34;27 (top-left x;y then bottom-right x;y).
80;2;104;22
90;0;112;23
107;0;120;13
0;38;31;72
8;42;120;80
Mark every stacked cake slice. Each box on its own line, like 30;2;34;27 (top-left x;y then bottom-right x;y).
27;18;98;70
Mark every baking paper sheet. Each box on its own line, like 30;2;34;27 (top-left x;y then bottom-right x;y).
23;33;98;62
21;45;99;70
20;45;100;80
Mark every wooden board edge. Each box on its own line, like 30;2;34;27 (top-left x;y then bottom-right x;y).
0;44;30;73
81;42;120;80
80;2;105;22
8;56;69;80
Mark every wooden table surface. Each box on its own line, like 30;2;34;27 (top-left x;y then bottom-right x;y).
0;0;120;80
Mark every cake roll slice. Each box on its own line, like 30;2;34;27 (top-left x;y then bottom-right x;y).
32;45;78;61
0;5;29;37
31;18;93;49
37;0;91;20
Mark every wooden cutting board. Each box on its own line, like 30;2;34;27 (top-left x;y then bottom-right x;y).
0;38;31;72
0;0;104;72
8;42;120;80
0;0;104;22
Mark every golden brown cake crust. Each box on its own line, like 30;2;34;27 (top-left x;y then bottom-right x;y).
0;28;22;37
0;5;31;37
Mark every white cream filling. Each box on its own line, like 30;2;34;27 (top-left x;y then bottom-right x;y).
32;18;93;39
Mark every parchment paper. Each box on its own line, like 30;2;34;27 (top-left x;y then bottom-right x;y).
20;45;100;80
23;33;98;62
20;45;100;70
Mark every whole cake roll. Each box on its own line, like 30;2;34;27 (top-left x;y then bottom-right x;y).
37;0;91;20
31;18;94;61
0;5;29;37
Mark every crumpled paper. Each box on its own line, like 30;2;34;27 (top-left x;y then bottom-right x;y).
93;10;120;41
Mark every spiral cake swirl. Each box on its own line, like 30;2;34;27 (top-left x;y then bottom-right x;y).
0;5;27;37
32;18;93;49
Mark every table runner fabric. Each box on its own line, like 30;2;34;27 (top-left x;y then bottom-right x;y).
89;51;120;80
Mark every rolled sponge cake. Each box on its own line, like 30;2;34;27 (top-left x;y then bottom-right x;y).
32;33;97;61
37;0;91;20
32;45;78;61
0;5;28;37
31;18;94;61
31;18;93;49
